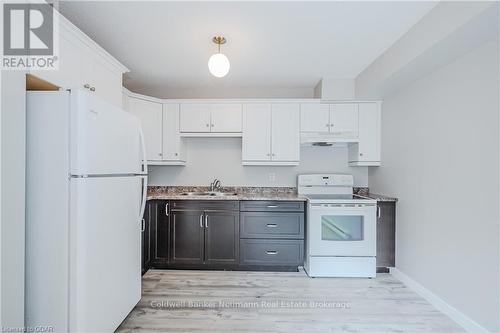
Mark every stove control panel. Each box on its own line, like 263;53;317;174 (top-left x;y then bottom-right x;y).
298;174;353;187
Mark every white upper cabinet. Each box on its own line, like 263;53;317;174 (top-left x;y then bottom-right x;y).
271;104;300;162
163;104;186;162
32;33;84;91
127;94;186;165
300;103;359;139
29;11;128;108
349;102;381;166
128;97;163;161
179;104;212;132
210;104;242;132
179;103;242;134
330;104;359;138
242;104;272;162
300;103;330;132
126;96;379;167
83;49;123;107
242;103;300;165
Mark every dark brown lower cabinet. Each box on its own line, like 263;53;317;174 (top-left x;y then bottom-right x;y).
141;202;152;275
151;201;171;266
204;211;239;265
142;199;306;272
376;201;396;269
170;201;240;267
170;209;205;264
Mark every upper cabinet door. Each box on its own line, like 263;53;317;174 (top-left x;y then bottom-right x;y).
30;33;84;90
84;50;124;108
242;104;272;162
179;104;211;132
210;104;242;132
128;97;163;161
357;103;381;163
163;104;186;161
300;103;330;132
330;104;359;138
271;103;300;162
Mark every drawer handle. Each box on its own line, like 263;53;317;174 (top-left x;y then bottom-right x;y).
266;250;278;255
267;205;279;208
266;223;278;228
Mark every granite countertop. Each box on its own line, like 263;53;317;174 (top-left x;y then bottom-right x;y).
364;193;398;202
353;188;398;202
147;186;307;201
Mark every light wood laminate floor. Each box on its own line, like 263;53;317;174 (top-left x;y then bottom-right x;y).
116;269;464;333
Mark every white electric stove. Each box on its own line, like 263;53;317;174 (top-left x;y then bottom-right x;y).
298;174;377;278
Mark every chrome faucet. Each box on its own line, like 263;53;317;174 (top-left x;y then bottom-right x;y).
210;179;222;192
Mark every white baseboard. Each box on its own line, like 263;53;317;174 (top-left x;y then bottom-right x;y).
390;268;489;333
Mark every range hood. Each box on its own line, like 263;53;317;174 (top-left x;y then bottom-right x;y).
300;132;359;147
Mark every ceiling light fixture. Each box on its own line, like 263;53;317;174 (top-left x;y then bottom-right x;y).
208;36;230;78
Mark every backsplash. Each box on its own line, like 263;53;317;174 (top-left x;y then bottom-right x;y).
147;138;369;187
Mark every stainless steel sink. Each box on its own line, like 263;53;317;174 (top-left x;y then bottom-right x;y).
180;192;211;196
180;191;238;197
212;192;238;197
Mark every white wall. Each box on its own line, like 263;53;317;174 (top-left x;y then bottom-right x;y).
125;85;315;100
0;71;26;327
368;40;499;332
148;138;368;187
356;1;495;100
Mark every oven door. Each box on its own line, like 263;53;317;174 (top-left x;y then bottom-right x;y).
308;204;376;257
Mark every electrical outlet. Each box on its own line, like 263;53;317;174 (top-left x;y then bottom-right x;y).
268;172;276;182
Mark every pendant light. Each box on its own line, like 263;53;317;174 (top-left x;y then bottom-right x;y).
208;36;230;78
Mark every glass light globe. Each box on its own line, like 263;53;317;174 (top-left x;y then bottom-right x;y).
208;53;230;77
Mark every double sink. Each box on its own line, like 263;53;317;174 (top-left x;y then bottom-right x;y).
180;179;238;197
180;191;238;197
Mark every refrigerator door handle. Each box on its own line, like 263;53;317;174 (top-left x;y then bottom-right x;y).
139;127;148;174
138;175;148;225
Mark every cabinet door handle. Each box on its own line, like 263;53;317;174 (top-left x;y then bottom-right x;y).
141;218;145;232
200;214;204;228
165;203;169;216
326;124;330;127
377;206;381;219
266;223;277;228
84;83;90;89
267;205;278;208
205;214;208;228
266;250;278;255
210;124;214;127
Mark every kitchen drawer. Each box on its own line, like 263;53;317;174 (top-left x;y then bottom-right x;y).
240;201;304;212
240;239;304;266
170;200;239;211
240;212;304;239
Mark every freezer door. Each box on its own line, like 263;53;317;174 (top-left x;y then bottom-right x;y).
69;176;143;332
70;90;145;175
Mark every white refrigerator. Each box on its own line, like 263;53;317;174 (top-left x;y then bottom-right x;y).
26;90;148;332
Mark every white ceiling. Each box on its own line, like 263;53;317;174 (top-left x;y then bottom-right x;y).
59;1;436;98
